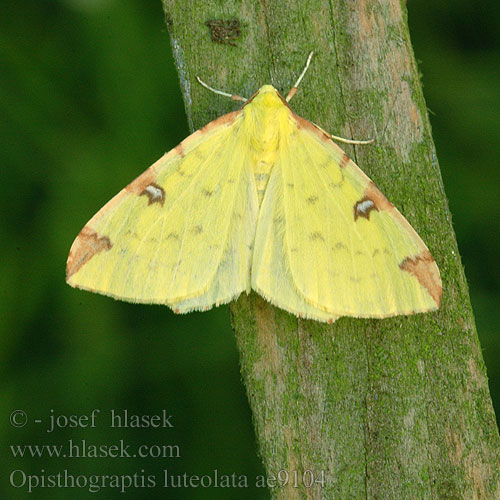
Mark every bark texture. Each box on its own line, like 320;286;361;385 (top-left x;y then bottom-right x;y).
162;1;500;498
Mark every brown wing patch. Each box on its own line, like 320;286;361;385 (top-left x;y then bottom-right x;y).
354;181;394;221
140;183;165;206
340;152;350;169
126;167;157;195
199;110;241;134
66;227;112;280
175;143;185;158
293;115;331;142
365;181;393;211
399;250;442;307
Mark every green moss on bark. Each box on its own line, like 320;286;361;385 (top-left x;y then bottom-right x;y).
163;1;500;498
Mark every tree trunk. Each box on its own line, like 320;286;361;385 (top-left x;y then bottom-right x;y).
162;1;500;498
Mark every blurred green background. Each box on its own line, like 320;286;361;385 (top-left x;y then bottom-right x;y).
1;0;498;498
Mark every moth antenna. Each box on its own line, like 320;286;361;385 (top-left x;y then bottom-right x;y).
313;123;374;145
196;76;247;102
286;52;373;144
286;51;314;102
329;134;374;145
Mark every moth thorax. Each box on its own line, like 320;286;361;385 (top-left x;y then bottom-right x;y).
243;95;291;205
251;126;279;152
244;97;290;151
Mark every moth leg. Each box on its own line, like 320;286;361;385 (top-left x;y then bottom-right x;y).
196;76;247;102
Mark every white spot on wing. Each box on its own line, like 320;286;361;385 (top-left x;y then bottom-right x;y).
141;183;166;205
357;199;374;215
145;185;163;201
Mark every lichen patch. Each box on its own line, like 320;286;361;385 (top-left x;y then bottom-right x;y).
205;18;241;46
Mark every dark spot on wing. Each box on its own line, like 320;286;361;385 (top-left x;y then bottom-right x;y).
354;196;376;221
310;231;325;241
329;178;344;189
354;182;394;221
140;183;166;206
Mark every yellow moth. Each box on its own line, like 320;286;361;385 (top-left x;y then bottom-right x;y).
66;53;441;324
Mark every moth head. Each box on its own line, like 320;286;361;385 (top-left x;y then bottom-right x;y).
250;85;286;109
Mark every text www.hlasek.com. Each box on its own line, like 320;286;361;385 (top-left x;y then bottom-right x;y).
10;439;180;459
10;440;179;494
